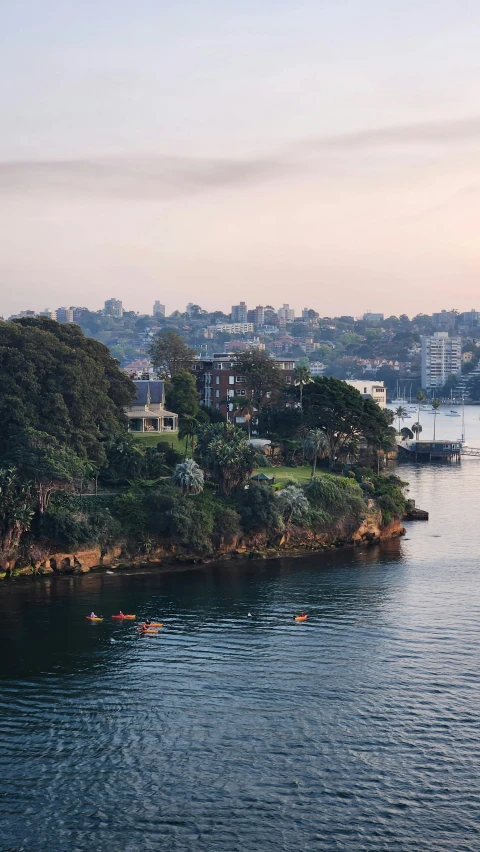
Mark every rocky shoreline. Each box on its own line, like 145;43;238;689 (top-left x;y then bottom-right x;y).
0;509;407;582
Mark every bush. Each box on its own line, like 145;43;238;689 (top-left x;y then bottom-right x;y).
155;441;183;469
235;483;283;535
212;504;241;542
305;474;365;533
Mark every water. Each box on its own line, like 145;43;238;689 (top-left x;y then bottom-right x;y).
1;409;480;851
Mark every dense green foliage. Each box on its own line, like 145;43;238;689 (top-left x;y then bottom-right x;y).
148;329;196;378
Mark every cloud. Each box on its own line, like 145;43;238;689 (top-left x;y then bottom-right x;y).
1;115;480;200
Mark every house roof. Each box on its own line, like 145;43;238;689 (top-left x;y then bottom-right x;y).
125;407;177;419
133;380;164;405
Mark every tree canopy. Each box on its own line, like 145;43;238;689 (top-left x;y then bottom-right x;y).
165;369;200;417
0;318;135;465
233;349;284;408
302;376;392;470
148;329;196;378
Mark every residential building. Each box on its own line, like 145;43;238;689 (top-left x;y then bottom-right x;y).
191;353;295;416
125;380;178;433
346;380;387;408
40;308;57;320
363;312;384;323
56;307;74;323
104;298;123;318
231;301;248;323
421;332;462;390
432;310;456;332
208;322;254;335
308;361;326;376
278;304;295;322
153;301;165;317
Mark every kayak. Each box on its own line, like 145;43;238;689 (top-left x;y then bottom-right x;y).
86;616;103;622
111;614;136;620
138;622;163;628
136;628;159;635
295;615;308;622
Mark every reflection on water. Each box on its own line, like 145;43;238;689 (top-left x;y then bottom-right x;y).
1;411;480;851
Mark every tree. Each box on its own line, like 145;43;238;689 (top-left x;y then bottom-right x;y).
432;398;440;440
4;428;88;513
0;467;34;565
302;377;392;471
194;422;257;495
412;422;423;437
238;398;255;439
148;330;196;378
178;415;200;458
276;485;309;524
234;349;284;410
416;389;425;432
172;459;204;495
302;429;328;479
294;364;311;414
0;319;136;466
394;406;408;434
165;369;200;418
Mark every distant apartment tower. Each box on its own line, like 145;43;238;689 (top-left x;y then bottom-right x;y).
231;301;248;323
40;308;57;320
153;301;165;318
104;298;123;318
56;307;74;323
278;304;295;322
421;332;462;390
363;312;384;323
432;310;456;332
247;305;265;326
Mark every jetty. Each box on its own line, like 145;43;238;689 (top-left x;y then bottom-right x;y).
398;439;462;462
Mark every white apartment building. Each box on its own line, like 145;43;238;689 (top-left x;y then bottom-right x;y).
209;322;254;334
278;303;295;321
421;332;462;390
346;380;387;408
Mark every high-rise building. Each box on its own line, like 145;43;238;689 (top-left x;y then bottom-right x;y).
277;304;295;322
153;301;165;318
56;307;74;323
231;302;248;323
432;310;456;331
421;332;462;390
104;298;123;318
40;308;57;320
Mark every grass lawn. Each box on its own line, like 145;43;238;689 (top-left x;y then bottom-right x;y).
253;465;313;483
133;432;186;453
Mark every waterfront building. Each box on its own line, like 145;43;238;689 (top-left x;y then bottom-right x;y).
104;298;123;318
421;332;462;391
346;380;387;408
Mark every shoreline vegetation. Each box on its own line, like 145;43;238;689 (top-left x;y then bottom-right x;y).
0;319;413;582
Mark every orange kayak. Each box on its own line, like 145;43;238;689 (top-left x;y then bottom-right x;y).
111;614;136;620
138;622;163;628
136;628;159;635
295;615;308;622
86;616;103;622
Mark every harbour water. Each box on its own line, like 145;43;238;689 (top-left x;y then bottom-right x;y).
1;406;480;851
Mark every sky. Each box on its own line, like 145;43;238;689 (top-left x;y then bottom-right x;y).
2;0;480;318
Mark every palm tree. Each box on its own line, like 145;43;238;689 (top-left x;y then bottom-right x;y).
172;459;204;495
239;398;256;439
178;415;199;458
412;422;423;438
294;364;311;414
276;485;309;523
416;389;425;431
394;406;408;434
432;398;440;441
302;428;328;479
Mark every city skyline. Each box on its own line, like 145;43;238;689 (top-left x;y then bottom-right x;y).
2;2;480;316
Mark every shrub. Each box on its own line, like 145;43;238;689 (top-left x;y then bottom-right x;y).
235;483;283;535
305;474;365;533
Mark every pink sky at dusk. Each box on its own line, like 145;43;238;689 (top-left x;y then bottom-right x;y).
2;1;480;318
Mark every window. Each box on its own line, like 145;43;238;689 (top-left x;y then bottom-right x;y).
229;375;235;385
286;376;292;384
216;376;220;385
216;390;220;398
238;389;246;396
236;376;245;383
